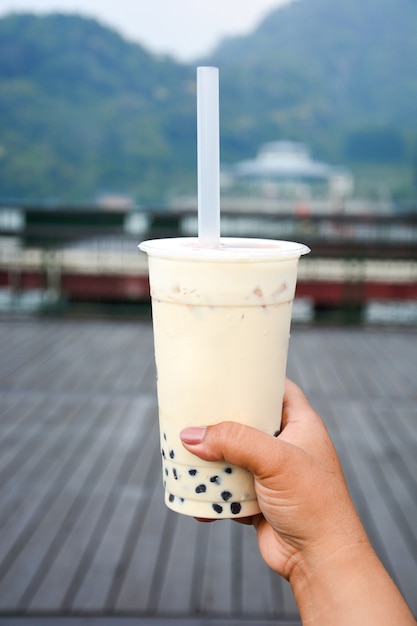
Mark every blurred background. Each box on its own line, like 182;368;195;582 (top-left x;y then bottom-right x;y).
0;0;416;323
0;3;416;624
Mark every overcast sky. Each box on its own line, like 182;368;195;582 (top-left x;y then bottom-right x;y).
0;0;290;60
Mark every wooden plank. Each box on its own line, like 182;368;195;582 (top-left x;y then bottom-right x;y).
0;395;108;569
0;320;415;623
153;514;201;613
0;323;82;392
329;400;417;615
112;463;171;612
0;619;301;625
27;396;155;611
351;401;417;608
314;398;400;585
0;393;51;477
65;402;160;612
0;399;127;609
198;516;234;614
371;403;417;489
0;395;85;531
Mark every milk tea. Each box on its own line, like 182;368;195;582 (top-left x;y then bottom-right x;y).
139;237;309;518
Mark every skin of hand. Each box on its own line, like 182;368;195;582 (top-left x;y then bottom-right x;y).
180;378;416;626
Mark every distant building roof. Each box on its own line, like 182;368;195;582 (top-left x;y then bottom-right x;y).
231;141;334;180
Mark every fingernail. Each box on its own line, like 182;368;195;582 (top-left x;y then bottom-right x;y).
180;426;207;445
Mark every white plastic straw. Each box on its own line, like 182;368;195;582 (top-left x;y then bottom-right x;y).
197;66;220;247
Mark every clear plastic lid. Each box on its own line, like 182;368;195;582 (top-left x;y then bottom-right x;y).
139;237;310;262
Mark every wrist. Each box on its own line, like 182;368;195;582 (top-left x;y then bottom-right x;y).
289;537;415;626
289;533;372;590
287;509;370;616
290;539;372;624
285;502;369;581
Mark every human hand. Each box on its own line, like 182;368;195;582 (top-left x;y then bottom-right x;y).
180;378;367;581
180;379;416;625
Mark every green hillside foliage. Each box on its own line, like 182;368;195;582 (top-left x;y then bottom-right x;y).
211;0;417;162
0;0;417;205
0;13;196;203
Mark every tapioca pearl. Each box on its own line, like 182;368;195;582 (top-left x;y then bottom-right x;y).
173;468;178;480
274;430;280;437
169;450;175;459
163;432;167;441
221;491;232;502
210;475;221;484
212;504;223;514
169;494;175;503
189;469;197;476
231;502;242;515
195;484;206;494
165;467;169;476
161;448;166;458
224;467;233;474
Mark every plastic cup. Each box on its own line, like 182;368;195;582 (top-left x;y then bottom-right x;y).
139;237;310;518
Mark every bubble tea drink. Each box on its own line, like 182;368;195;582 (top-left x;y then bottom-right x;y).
139;236;309;518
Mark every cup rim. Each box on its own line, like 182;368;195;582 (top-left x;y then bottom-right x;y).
139;237;310;261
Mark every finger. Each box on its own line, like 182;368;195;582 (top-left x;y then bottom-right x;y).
281;378;323;431
281;379;337;461
180;421;293;480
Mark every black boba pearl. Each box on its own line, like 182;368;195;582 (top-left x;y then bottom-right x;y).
173;468;178;480
224;467;233;474
221;491;232;501
163;432;167;440
169;494;175;503
169;450;175;459
195;484;206;494
165;468;169;476
273;430;280;437
231;502;242;515
189;469;197;476
212;504;223;514
161;449;166;458
210;475;220;484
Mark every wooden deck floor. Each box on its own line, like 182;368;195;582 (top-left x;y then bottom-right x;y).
0;319;416;624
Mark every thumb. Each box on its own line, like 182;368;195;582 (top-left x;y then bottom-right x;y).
180;421;293;480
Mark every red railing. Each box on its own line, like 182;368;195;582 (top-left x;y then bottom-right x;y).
1;204;416;322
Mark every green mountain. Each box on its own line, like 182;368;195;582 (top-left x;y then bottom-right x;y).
0;13;196;204
0;1;416;205
211;0;417;162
